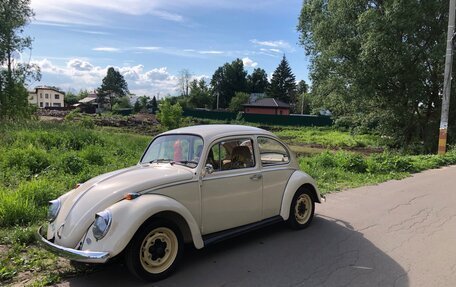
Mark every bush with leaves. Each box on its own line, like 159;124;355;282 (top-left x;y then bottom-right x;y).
157;99;183;130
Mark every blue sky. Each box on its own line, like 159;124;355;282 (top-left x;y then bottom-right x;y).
27;0;310;97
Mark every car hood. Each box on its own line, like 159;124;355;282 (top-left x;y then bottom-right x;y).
52;164;194;248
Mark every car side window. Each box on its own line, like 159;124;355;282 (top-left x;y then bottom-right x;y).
257;137;290;165
206;138;255;172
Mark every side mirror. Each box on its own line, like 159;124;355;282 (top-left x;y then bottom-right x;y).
204;164;214;175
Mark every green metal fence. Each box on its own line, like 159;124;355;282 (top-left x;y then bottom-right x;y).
183;109;333;127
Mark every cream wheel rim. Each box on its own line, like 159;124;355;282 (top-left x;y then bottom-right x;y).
294;194;312;224
139;227;178;274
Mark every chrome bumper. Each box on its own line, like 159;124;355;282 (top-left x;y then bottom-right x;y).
320;194;326;203
36;225;110;263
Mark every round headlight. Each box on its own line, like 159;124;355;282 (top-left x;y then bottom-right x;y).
93;210;112;240
47;199;61;222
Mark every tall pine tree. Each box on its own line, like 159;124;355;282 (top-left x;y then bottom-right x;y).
97;67;129;110
268;55;296;103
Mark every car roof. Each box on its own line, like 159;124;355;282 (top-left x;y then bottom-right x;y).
159;124;276;142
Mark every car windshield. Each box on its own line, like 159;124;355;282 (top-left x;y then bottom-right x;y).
141;134;204;168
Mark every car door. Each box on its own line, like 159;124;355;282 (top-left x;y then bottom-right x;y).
201;137;262;235
257;136;295;219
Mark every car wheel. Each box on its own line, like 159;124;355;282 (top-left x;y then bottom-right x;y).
287;188;315;230
125;219;183;282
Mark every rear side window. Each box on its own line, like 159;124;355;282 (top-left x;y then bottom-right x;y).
258;137;290;165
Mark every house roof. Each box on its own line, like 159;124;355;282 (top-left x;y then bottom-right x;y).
34;86;65;94
243;98;290;108
79;97;96;103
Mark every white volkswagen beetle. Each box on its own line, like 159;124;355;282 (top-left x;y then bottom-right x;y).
38;125;324;281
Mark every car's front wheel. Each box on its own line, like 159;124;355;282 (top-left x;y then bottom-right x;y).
125;219;183;281
287;188;315;229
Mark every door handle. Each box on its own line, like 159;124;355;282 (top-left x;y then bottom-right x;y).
250;174;263;180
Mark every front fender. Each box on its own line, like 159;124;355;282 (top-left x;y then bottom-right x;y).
80;194;204;259
280;170;321;221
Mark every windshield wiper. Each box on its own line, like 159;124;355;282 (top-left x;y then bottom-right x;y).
174;160;199;167
148;158;174;164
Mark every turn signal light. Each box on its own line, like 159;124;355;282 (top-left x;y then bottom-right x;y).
124;193;141;200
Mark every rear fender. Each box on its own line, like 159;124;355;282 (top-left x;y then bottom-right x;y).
280;171;321;220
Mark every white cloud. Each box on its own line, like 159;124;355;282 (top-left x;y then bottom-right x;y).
30;0;285;26
198;50;224;55
242;57;258;68
67;59;94;71
269;48;282;53
92;47;120;52
134;46;161;51
30;58;202;96
251;39;292;50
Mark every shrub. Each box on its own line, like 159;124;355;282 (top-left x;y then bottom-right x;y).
367;154;415;173
312;151;338;168
64;129;101;150
0;189;42;227
60;154;86;174
2;147;50;175
157;99;182;130
16;179;61;207
336;152;368;173
79;116;95;129
80;145;105;165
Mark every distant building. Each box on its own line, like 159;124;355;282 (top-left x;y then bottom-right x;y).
74;92;98;113
28;86;65;108
243;98;290;115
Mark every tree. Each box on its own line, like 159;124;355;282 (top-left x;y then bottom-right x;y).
296;80;308;95
112;96;131;111
157;99;183;130
210;59;248;109
229;92;250;112
97;67;129;111
133;95;149;113
150;96;158;113
178;69;191;97
188;79;212;108
64;91;79;106
298;0;451;151
0;0;40;119
247;68;269;93
268;55;296;104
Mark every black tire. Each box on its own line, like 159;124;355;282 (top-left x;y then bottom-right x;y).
287;188;315;230
125;219;183;282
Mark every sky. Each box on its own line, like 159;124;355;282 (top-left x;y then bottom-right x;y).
25;0;311;97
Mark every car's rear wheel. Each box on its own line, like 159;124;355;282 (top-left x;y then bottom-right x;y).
287;188;315;229
125;219;183;281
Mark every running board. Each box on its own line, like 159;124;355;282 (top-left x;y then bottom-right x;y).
202;216;283;246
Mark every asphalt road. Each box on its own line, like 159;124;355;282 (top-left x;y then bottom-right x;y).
57;166;456;287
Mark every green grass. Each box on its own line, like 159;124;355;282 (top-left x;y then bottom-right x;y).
275;127;383;148
0;121;150;228
300;150;456;193
0;121;150;285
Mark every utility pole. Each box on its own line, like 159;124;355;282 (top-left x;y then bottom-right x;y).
439;0;456;155
301;93;305;115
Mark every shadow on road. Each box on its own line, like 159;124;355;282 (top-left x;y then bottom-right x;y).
61;216;408;287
